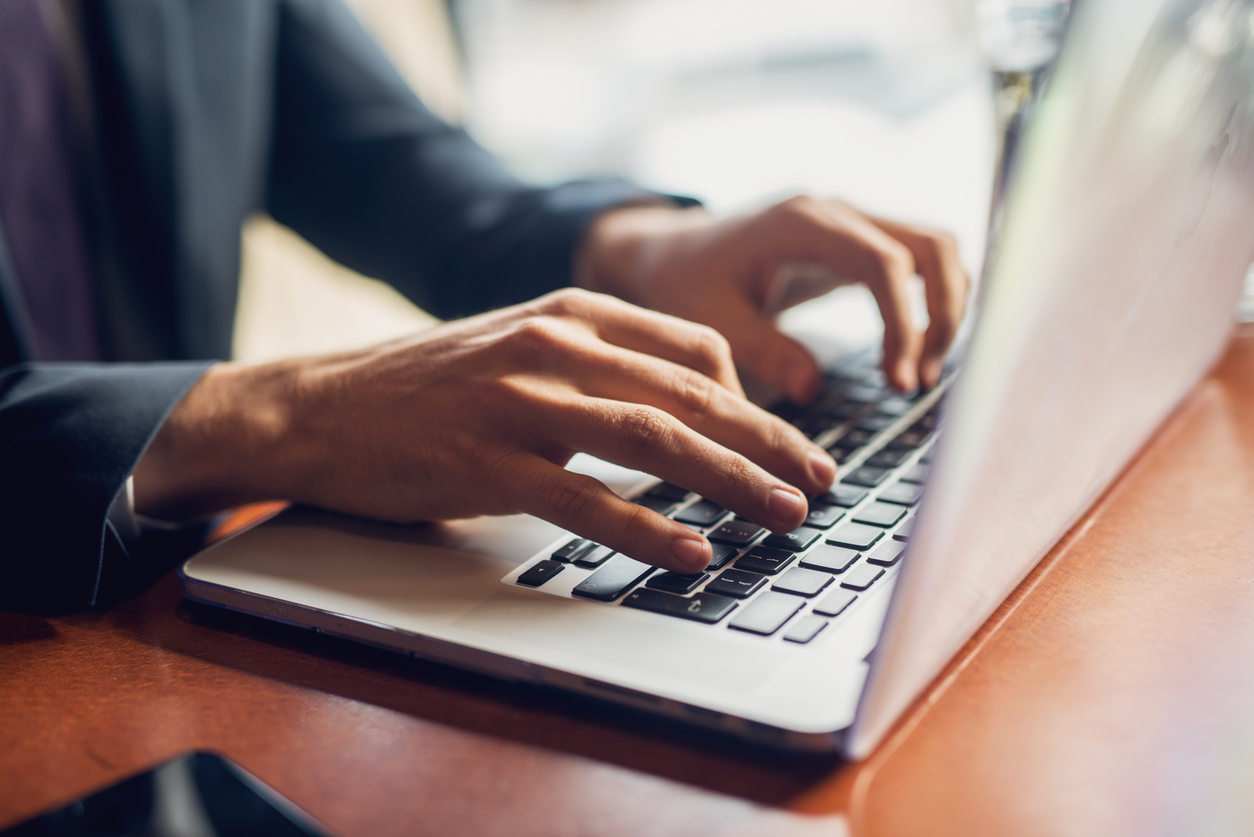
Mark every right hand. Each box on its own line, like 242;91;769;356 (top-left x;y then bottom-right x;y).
133;289;837;574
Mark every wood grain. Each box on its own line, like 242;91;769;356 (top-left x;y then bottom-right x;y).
5;326;1254;836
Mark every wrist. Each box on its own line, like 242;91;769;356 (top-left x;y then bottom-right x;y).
575;202;710;305
132;359;303;519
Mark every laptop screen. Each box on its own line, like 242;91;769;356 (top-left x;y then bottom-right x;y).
852;0;1254;757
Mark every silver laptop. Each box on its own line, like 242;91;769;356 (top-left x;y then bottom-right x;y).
179;0;1254;759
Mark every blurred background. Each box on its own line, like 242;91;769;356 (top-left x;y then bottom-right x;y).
233;0;997;365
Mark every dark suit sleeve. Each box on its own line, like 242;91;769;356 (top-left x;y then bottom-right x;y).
0;362;211;615
264;0;687;319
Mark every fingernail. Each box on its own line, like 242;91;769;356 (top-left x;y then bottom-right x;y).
769;486;804;525
808;448;837;489
671;535;709;572
894;358;918;393
784;358;813;403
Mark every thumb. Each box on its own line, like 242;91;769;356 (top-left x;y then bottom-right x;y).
720;299;821;404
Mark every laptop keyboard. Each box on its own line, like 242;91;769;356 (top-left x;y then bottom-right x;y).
506;352;946;646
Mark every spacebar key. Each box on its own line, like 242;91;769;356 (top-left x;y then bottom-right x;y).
621;588;738;624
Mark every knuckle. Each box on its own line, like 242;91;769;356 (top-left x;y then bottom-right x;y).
871;239;915;277
546;474;598;522
540;287;594;317
619;406;674;459
692;325;734;368
671;368;717;421
509;317;569;358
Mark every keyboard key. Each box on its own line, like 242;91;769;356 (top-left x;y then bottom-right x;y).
876;396;914;417
900;463;930;484
834;428;874;448
826;523;884;550
804;504;845;529
574;544;615;568
762;526;822;552
839;563;885;591
866;448;912;468
551;538;592;563
734;546;795;575
705;568;768;599
856;414;897;433
844;384;888;403
853;502;907;528
800;544;860;573
822;400;863;420
813;588;857;617
878;482;923;506
708;543;739;570
728;592;805;635
867;541;907;566
784;615;829;644
633;494;675;515
648;571;709;595
708;519;764;547
674;499;727;527
843;466;892;488
820;485;869;508
893;517;916;541
516;559;565;587
621;588;738;624
648;482;691;502
572;555;654;601
885;429;931;450
826;445;858;464
771;567;832;598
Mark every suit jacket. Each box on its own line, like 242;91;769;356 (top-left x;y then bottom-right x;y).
0;0;669;615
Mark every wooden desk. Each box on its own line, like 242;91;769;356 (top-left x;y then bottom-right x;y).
5;325;1254;837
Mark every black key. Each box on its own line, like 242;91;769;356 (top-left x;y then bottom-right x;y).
648;571;709;595
728;592;805;635
574;544;615;568
771;567;832;598
784;615;829;644
762;526;821;552
856;414;897;434
708;519;764;547
734;546;796;575
834;428;874;448
572;555;654;601
826;445;858;465
633;494;674;515
820;485;869;508
843;466;892;487
822;400;863;420
866;448;912;468
705;568;768;599
804;503;845;529
853;502;907;528
867;541;907;567
893;517;916;541
799;413;835;438
674;499;727;527
621;588;738;624
878;482;923;506
647;481;691;502
800;544;860;573
516;559;565;587
551;538;592;563
900;463;930;484
885;429;931;450
708;543;739;570
826;523;884;550
839;563;885;591
813;588;857;617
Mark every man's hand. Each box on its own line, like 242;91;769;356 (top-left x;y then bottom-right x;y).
133;289;836;575
577;196;970;401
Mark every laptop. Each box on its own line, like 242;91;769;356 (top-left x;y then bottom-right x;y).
178;0;1254;759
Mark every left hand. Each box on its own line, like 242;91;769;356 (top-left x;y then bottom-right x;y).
576;196;970;401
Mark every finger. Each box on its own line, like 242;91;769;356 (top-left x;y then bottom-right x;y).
571;340;837;493
535;289;744;396
543;398;811;535
761;198;924;391
513;456;713;573
866;217;969;389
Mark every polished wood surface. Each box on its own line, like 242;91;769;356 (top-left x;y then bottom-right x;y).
5;325;1254;836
